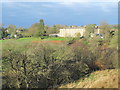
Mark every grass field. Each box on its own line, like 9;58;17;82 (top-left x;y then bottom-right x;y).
0;37;71;43
1;37;72;51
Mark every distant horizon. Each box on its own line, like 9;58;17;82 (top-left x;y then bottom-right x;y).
2;2;118;28
2;23;118;29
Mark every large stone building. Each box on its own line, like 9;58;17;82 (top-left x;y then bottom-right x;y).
49;26;101;38
58;27;85;37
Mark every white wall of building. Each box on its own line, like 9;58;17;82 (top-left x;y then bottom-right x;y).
59;29;85;37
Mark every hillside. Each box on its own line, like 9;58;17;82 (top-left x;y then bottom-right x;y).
59;69;118;88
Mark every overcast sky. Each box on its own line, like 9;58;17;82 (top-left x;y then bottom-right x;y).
2;1;118;28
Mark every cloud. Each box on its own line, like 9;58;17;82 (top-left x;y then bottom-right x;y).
2;1;117;20
3;2;32;9
2;0;119;2
98;3;117;12
2;0;118;10
58;2;117;13
40;4;55;7
2;2;51;18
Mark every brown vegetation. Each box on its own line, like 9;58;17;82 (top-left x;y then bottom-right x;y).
32;40;65;44
59;69;118;88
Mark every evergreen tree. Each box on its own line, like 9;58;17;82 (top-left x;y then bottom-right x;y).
39;19;45;36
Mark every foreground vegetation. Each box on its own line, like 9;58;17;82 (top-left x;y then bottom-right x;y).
2;36;118;89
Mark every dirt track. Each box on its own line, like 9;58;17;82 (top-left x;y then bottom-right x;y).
32;40;65;44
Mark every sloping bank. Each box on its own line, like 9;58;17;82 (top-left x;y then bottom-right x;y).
59;69;118;88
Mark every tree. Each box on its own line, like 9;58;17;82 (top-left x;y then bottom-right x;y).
0;26;7;39
48;24;63;34
109;31;118;49
49;25;58;34
7;24;16;38
44;25;50;35
27;19;45;37
87;24;96;33
39;19;45;36
17;26;24;31
75;32;81;38
100;21;111;40
28;23;40;37
85;24;96;38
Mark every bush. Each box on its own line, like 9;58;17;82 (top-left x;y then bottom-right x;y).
95;48;118;70
2;42;91;88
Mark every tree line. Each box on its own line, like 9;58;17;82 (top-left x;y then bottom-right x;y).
0;19;118;39
0;19;66;39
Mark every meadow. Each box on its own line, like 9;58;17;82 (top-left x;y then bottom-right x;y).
0;37;75;44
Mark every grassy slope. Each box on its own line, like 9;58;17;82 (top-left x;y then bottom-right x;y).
1;37;69;52
59;69;118;88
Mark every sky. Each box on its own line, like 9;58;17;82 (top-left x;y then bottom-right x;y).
2;1;118;28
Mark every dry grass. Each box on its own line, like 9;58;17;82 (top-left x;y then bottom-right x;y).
59;69;118;88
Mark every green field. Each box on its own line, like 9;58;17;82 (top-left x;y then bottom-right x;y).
0;37;74;51
0;37;72;43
